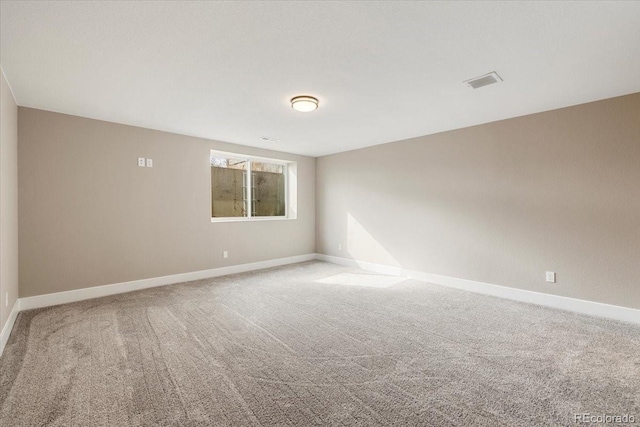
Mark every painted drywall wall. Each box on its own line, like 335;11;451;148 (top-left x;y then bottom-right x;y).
18;108;315;297
316;93;640;310
1;70;19;331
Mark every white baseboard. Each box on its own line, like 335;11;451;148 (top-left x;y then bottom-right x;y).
2;252;636;356
0;299;21;356
315;254;640;325
316;254;406;276
19;253;316;311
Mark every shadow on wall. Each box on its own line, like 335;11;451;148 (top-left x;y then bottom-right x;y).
340;191;548;285
317;207;551;290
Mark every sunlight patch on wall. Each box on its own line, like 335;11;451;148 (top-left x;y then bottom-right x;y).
347;212;401;267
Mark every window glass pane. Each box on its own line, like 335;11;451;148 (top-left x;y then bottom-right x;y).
211;156;248;217
251;161;286;217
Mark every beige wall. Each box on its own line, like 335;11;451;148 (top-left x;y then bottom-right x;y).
1;70;19;331
14;93;640;310
18;108;315;298
316;93;640;309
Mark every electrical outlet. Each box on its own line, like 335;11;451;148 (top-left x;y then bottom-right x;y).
546;271;556;283
138;157;146;167
338;244;342;251
223;251;228;259
146;158;153;168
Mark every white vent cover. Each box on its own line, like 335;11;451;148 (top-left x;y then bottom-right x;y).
464;71;503;89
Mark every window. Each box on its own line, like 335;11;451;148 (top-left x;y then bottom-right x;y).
210;150;296;221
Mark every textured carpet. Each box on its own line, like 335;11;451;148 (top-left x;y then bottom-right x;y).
1;261;638;426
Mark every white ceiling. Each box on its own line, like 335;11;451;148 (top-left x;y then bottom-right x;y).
2;1;639;157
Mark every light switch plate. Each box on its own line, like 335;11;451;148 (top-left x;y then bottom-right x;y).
146;158;153;168
138;157;146;167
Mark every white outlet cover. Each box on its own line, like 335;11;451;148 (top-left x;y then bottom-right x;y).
138;157;146;167
223;251;228;259
146;158;153;167
546;271;556;283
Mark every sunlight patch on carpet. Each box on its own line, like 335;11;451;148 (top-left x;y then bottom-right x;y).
315;272;407;288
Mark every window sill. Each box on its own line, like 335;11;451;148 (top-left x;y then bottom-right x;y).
211;217;296;223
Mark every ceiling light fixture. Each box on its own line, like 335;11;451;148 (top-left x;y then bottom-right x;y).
291;96;319;112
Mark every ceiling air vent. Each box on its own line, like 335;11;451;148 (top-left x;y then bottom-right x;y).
464;71;503;89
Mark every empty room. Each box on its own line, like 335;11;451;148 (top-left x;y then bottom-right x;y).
1;1;639;426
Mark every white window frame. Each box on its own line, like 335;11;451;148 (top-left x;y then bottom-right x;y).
210;150;296;222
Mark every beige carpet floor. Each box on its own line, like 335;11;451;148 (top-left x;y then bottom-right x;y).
1;261;639;426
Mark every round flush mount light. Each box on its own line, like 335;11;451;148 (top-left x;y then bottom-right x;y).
291;95;319;112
